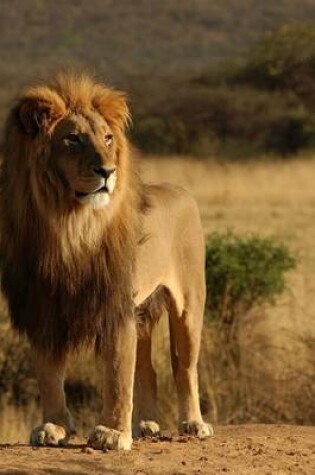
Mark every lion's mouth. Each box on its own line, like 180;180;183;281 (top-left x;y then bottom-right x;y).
74;171;117;208
75;169;117;201
75;185;108;198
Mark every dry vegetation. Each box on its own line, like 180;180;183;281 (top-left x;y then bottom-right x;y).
2;1;315;79
1;1;315;128
144;156;314;372
0;4;314;472
142;155;315;426
1;155;315;443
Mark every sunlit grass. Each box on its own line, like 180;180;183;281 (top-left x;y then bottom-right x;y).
1;155;315;441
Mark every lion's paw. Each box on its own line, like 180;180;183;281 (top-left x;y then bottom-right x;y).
88;425;132;451
134;420;160;438
179;420;214;439
30;422;69;446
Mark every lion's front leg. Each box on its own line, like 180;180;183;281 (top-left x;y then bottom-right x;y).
88;318;137;451
30;350;75;446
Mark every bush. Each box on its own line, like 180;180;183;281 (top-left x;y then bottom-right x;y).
133;85;315;157
198;233;308;426
205;232;296;327
132;24;315;158
133;116;187;155
236;25;315;104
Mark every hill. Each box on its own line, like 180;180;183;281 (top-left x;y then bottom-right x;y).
1;1;315;112
1;2;315;156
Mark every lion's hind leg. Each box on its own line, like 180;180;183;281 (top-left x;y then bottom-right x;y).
168;296;213;439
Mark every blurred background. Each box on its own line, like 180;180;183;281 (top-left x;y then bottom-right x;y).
0;0;314;441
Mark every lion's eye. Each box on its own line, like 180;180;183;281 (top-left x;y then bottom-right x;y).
105;133;113;147
64;133;81;145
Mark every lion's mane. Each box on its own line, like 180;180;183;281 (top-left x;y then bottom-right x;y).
0;73;145;358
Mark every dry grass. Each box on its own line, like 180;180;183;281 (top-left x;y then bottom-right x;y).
1;155;315;442
142;155;315;425
142;155;315;345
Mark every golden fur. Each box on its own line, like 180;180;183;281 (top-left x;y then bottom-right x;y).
0;72;212;450
0;73;144;357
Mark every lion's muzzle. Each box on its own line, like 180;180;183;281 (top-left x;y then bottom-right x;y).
75;167;117;208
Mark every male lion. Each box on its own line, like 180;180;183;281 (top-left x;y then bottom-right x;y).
0;73;213;450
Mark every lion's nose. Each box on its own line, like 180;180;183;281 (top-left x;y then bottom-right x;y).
93;166;116;180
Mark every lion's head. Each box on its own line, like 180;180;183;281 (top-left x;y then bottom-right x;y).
4;72;131;215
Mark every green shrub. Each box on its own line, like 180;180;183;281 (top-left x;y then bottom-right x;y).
133;116;187;155
133;85;313;157
205;232;296;326
266;108;315;154
200;233;313;426
236;25;315;104
133;80;315;157
131;24;315;158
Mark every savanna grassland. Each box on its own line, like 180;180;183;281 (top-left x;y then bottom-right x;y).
1;155;314;445
143;156;315;425
0;3;315;472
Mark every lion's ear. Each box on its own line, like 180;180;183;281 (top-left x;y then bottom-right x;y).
93;88;131;132
18;95;65;136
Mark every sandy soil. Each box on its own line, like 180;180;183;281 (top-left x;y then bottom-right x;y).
0;425;313;475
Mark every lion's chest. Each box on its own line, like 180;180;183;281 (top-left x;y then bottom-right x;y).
2;247;134;356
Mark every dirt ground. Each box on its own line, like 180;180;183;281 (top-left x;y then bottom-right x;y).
0;425;314;475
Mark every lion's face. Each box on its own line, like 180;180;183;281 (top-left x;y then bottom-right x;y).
12;75;130;211
51;111;118;209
